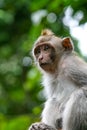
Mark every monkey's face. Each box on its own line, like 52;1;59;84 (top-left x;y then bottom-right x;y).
33;29;74;73
34;43;56;73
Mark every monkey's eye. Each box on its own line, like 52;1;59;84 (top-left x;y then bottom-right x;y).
44;45;50;51
35;48;40;55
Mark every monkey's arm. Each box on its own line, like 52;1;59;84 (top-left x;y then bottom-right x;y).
63;88;87;130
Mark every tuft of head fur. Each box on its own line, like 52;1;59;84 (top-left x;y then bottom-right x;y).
41;29;54;36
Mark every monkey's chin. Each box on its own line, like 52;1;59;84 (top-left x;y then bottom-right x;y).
40;62;51;68
39;63;53;72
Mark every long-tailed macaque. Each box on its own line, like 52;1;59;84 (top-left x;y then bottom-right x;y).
28;29;87;130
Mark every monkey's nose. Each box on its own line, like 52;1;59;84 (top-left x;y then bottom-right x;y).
39;55;43;62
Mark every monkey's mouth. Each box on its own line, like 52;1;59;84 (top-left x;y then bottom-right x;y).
40;62;49;66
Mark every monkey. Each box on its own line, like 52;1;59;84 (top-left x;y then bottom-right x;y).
28;29;87;130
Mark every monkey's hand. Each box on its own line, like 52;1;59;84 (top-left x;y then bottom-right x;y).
28;122;56;130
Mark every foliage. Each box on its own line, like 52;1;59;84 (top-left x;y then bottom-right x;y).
0;0;87;129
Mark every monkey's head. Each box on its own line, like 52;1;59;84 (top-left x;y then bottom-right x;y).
33;29;74;73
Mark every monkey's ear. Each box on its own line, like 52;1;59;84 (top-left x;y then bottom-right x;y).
62;37;74;51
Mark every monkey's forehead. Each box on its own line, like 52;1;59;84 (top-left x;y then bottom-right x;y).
34;35;62;47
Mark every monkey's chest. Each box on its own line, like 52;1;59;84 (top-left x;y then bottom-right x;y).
51;76;77;99
48;81;76;126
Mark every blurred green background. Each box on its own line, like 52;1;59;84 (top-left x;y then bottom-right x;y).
0;0;87;130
